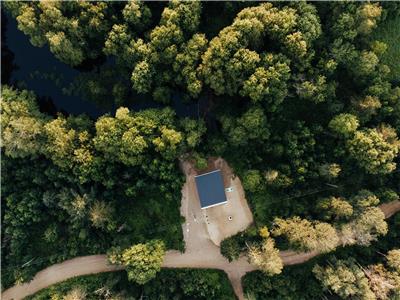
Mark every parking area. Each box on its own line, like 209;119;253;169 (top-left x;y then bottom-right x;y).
182;157;253;247
203;170;253;246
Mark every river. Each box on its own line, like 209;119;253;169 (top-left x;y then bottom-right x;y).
2;11;203;119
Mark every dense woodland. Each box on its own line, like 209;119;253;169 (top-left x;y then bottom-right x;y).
2;1;400;299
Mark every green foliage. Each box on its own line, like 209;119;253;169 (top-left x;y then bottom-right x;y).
387;249;400;272
329;113;359;137
1;87;47;158
122;0;151;30
347;125;400;174
89;201;116;232
351;189;380;209
240;56;290;109
318;163;341;180
352;95;382;122
200;2;319;108
371;15;400;82
313;258;375;299
242;170;263;193
243;262;324;300
219;106;270;148
243;215;400;300
341;207;388;247
27;269;236;300
4;1;400;296
1;87;199;287
192;152;208;170
108;240;165;284
220;236;242;262
313;249;400;300
4;2;114;66
317;196;354;221
272;217;339;253
173;33;208;98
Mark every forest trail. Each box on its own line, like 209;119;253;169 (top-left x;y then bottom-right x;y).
380;200;400;218
2;177;399;300
1;255;123;300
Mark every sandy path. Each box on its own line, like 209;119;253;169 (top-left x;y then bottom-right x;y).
380;200;400;218
3;165;399;300
1;255;123;300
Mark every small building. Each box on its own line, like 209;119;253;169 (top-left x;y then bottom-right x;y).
195;170;227;209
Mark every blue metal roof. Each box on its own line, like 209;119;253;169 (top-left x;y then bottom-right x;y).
195;170;227;209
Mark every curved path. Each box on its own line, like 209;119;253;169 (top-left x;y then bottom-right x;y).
3;200;399;300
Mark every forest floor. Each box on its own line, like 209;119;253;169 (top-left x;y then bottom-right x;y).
3;160;400;300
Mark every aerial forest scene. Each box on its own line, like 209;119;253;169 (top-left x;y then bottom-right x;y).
1;1;400;300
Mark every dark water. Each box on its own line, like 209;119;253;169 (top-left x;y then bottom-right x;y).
2;11;203;119
2;11;105;117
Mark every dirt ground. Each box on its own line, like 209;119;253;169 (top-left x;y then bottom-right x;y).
202;158;254;246
380;200;400;218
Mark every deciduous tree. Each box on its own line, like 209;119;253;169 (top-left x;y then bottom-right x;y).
248;227;283;275
107;240;165;284
272;217;339;253
347;125;400;174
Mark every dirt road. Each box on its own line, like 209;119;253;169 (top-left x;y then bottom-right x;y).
1;255;123;300
380;200;400;218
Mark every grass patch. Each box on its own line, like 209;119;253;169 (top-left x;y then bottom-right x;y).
371;16;400;82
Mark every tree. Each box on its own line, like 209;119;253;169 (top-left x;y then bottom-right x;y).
2;87;191;287
318;163;341;180
178;118;206;149
352;95;382;122
93;107;185;166
200;2;319;104
240;56;290;110
387;249;400;272
122;0;151;30
44;117;77;168
2;116;45;159
127;1;203;99
173;33;208;98
353;51;379;77
356;3;382;35
46;32;84;67
272;217;339;253
347;125;400;174
351;189;380;209
340;207;388;246
219;106;270;147
1;86;47;158
107;240;165;284
247;227;283;275
63;287;87;300
329;113;359;137
317;196;354;221
242;170;263;193
313;249;399;300
313;258;376;299
152;126;183;158
89;201;116;231
5;2;114;66
220;237;242;262
295;75;332;104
